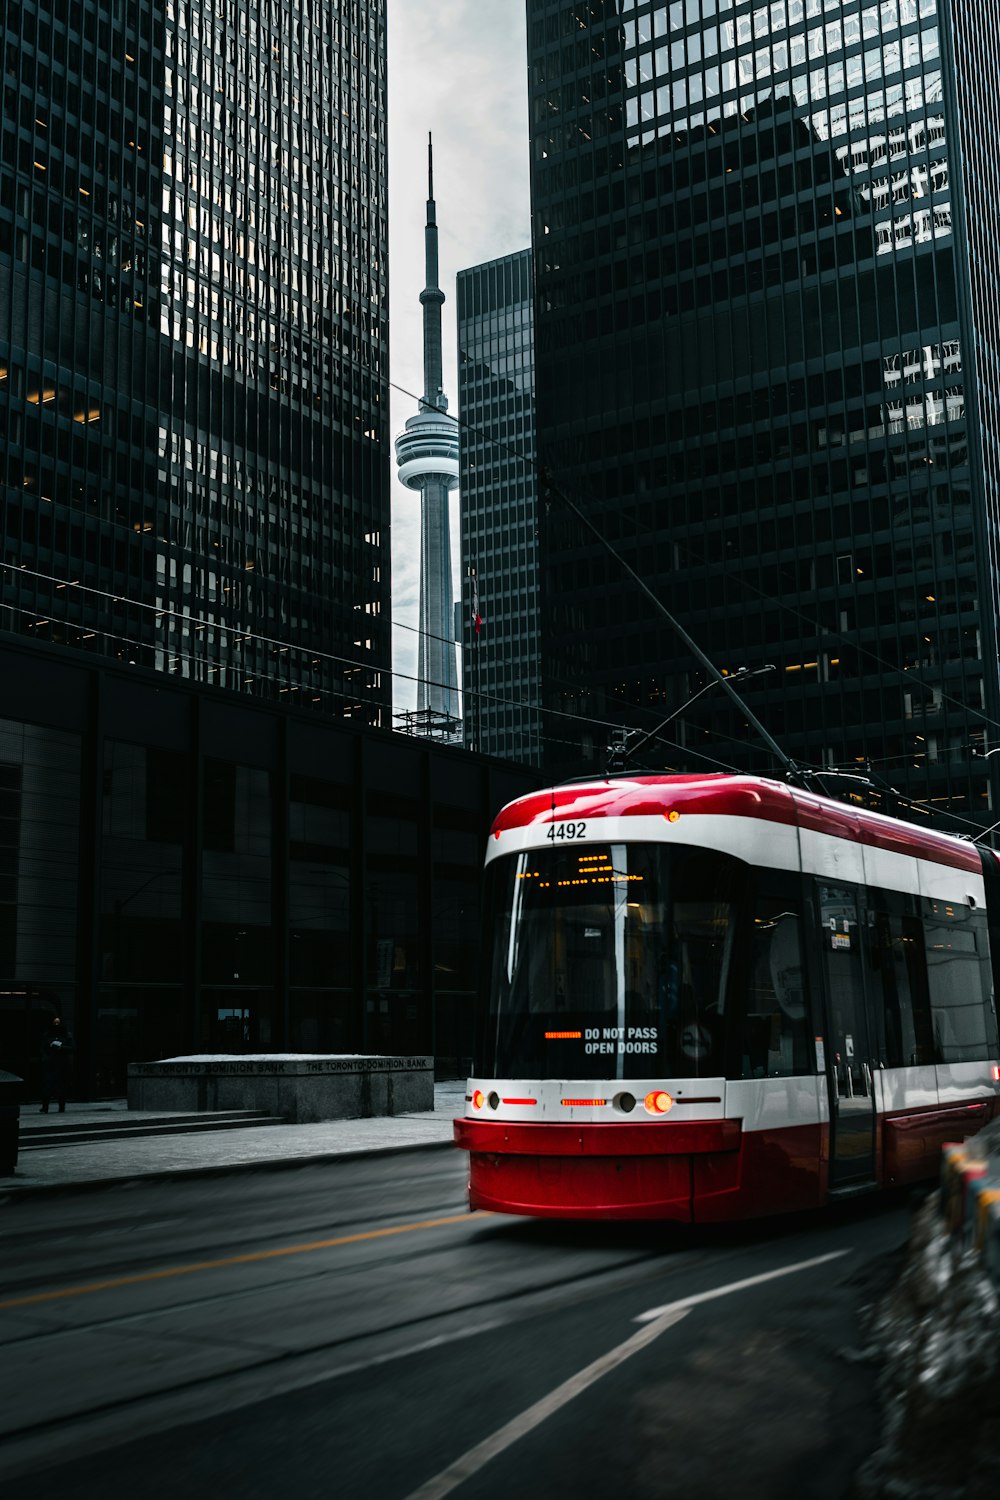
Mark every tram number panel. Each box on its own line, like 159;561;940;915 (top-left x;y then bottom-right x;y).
546;821;589;842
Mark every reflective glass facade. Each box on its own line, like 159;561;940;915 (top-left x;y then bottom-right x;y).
1;0;390;720
528;0;1000;825
457;249;542;765
0;637;538;1097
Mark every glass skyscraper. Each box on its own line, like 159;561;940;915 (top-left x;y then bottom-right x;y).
527;0;1000;827
1;0;390;721
457;247;541;765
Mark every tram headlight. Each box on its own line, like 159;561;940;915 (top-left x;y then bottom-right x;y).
644;1089;674;1115
471;1089;485;1111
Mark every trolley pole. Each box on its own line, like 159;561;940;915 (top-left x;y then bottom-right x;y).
541;470;800;783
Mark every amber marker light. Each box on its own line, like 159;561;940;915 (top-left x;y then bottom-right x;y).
644;1090;674;1115
665;810;680;823
471;1090;485;1110
545;1030;582;1040
561;1098;607;1107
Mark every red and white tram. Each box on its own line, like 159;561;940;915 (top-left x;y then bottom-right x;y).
454;773;1000;1221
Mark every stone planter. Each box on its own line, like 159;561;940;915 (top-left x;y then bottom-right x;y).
126;1054;434;1123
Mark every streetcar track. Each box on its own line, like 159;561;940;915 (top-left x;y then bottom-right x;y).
0;1220;492;1341
4;1176;873;1482
0;1195;475;1300
3;1210;864;1489
0;1228;669;1349
2;1199;829;1328
0;1314;510;1485
0;1237;708;1454
3;1192;875;1311
0;1165;463;1248
0;1155;460;1221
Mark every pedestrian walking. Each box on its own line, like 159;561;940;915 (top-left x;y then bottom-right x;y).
40;1016;75;1113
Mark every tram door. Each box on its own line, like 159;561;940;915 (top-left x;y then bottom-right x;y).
819;883;877;1188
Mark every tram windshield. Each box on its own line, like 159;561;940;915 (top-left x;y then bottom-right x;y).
477;842;741;1080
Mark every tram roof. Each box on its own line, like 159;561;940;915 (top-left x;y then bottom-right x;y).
491;773;986;875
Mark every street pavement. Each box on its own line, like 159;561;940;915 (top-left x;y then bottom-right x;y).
5;1083;995;1494
1;1080;464;1196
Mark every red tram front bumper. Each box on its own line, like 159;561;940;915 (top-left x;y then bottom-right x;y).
454;1117;746;1222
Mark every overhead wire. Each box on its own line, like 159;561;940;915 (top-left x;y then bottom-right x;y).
11;353;976;754
8;368;999;819
385;378;1000;833
0;364;826;755
386;371;1000;749
3;560;691;765
397;379;1000;771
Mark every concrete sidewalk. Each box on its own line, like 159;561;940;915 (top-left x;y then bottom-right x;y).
1;1081;465;1197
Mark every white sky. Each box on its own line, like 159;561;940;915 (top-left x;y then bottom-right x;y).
386;2;531;716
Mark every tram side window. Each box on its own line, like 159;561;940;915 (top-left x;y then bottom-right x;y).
867;904;936;1067
740;880;811;1079
921;899;994;1063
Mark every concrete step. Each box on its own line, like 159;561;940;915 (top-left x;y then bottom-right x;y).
18;1111;284;1150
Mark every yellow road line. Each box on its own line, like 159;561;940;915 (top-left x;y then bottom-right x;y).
1;1211;490;1312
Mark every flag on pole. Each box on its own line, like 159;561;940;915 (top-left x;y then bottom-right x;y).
471;569;483;636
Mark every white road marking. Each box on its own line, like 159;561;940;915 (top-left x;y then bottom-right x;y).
634;1247;851;1322
404;1246;850;1500
403;1305;691;1500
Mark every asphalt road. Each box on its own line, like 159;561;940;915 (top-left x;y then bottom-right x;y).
2;1149;916;1498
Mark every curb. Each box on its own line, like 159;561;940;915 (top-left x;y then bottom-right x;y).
0;1137;457;1204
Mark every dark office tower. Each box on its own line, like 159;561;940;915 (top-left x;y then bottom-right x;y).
527;0;1000;825
0;0;390;720
457;248;541;765
394;137;460;738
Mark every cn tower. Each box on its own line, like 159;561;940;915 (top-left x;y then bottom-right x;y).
394;134;460;725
